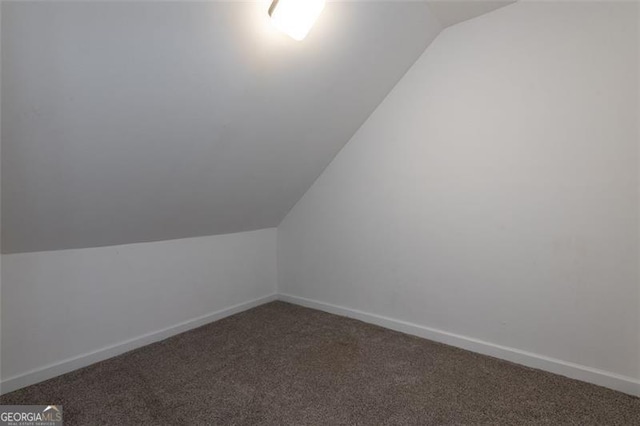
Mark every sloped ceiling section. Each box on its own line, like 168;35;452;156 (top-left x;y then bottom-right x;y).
1;1;442;253
1;1;510;253
427;1;515;27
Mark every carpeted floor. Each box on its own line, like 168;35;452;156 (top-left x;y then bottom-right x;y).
2;301;639;425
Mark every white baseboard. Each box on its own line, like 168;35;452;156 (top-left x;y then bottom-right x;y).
4;292;638;398
0;294;278;395
278;293;640;397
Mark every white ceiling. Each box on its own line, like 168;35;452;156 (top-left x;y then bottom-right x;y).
427;1;515;27
1;1;512;253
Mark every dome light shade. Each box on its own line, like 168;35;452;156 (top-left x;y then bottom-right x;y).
268;0;326;41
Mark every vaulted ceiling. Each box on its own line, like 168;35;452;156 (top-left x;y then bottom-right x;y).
1;1;512;253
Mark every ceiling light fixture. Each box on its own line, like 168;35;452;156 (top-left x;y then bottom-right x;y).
268;0;326;41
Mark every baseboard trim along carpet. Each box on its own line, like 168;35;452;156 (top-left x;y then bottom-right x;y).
0;293;278;395
3;292;637;398
278;293;640;397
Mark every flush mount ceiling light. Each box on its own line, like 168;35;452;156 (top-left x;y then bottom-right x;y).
268;0;326;41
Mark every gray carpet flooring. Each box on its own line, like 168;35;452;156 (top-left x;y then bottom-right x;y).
2;301;639;425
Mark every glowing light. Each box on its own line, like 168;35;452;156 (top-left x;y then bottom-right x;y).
268;0;326;41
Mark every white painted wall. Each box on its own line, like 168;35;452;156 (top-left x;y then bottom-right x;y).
1;228;277;392
278;0;639;392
